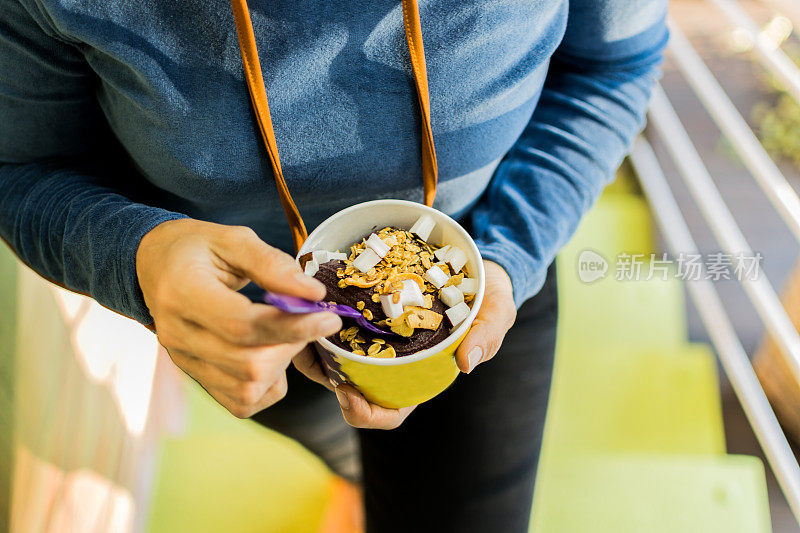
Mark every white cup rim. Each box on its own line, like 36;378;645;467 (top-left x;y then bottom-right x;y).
297;199;485;366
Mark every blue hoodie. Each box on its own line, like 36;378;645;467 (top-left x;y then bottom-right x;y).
0;0;667;324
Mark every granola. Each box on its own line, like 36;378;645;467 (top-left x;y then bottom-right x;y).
308;219;478;358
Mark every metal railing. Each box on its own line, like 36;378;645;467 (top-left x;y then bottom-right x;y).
630;136;800;525
629;3;800;525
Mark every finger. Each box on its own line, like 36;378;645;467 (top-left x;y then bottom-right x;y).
228;376;289;419
455;293;515;375
165;319;302;379
211;226;325;300
169;349;265;397
170;349;289;418
334;384;416;430
177;279;341;345
292;346;333;391
249;373;290;417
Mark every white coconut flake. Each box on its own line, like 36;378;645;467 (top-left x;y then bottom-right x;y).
433;244;451;261
366;233;390;258
304;259;319;277
398;279;425;308
458;277;478;295
379;294;404;319
409;214;435;242
440;285;464;307
446;302;471;327
424;265;449;289
328;251;347;261
445;246;468;273
352;248;381;273
312;250;330;264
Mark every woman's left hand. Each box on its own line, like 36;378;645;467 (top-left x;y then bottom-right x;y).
292;260;517;429
292;348;418;430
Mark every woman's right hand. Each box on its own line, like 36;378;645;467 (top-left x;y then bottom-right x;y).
136;218;342;418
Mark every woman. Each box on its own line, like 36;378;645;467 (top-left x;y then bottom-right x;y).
0;0;667;530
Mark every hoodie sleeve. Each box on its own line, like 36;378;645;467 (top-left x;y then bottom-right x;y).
0;0;186;324
470;0;668;306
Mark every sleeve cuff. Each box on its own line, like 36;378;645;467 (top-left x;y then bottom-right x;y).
117;208;188;325
475;240;548;309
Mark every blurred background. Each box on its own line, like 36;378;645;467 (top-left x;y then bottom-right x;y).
655;1;800;531
5;0;800;531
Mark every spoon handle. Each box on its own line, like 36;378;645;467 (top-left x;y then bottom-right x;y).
263;292;395;336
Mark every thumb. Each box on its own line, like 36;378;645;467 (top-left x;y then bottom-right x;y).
211;225;326;301
454;318;508;374
454;262;516;374
292;346;334;391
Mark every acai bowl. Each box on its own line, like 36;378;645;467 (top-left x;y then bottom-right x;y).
293;200;485;409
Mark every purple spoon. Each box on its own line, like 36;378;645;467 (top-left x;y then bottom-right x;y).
263;292;395;336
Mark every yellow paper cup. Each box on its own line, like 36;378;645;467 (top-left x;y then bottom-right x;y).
297;200;485;409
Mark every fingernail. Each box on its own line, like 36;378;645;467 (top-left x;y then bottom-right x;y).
467;346;483;373
335;388;350;410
